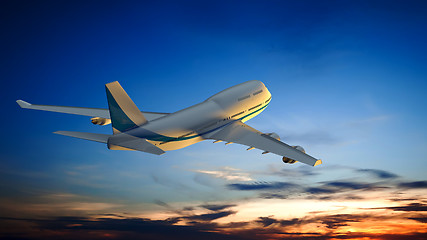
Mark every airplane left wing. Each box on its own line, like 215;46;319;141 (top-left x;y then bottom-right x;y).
203;121;322;167
16;100;169;121
17;100;110;118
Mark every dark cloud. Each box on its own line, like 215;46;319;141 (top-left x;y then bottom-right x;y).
0;216;246;240
183;206;195;211
305;187;337;194
318;214;362;229
409;216;427;223
227;181;297;191
256;216;278;227
259;193;288;199
2;208;427;240
185;210;236;221
154;200;171;208
357;169;399;179
200;204;235;212
324;181;373;190
398;181;427;189
96;213;126;218
389;198;418;202
255;216;301;228
386;203;427;212
279;218;300;227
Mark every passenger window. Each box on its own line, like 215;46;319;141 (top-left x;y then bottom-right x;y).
238;95;250;101
253;90;263;95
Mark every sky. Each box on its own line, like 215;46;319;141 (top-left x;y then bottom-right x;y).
1;0;427;239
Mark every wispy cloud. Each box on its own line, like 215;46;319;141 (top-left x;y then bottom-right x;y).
357;169;399;179
192;167;253;181
227;181;297;191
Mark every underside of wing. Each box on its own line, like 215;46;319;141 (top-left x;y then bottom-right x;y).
204;121;322;166
16;100;168;121
17;100;110;118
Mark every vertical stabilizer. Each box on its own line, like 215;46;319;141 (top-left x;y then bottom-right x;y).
105;81;147;134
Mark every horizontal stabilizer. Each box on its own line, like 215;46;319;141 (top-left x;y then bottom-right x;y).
54;131;111;143
108;133;165;155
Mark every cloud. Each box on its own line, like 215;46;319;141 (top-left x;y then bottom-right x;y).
200;204;235;212
227;181;297;191
256;216;278;227
193;167;253;181
2;165;426;240
356;169;399;179
324;181;374;190
398;181;427;189
409;216;427;223
317;214;362;229
265;165;319;178
12;216;246;240
305;187;338;194
259;193;288;199
154;200;172;208
385;203;427;212
185;210;236;222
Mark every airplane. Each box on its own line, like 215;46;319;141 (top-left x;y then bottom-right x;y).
17;80;322;166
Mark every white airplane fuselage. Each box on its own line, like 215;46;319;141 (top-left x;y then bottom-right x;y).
127;80;272;151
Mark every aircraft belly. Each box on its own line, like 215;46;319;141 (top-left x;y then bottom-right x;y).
151;136;204;151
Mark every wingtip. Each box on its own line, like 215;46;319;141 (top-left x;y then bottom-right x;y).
16;100;31;108
313;159;322;167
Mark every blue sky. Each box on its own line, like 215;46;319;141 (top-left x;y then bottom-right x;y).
1;1;427;239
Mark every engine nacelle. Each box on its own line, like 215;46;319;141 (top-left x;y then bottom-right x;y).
91;117;111;126
282;146;305;164
292;145;305;153
282;157;297;164
265;132;280;141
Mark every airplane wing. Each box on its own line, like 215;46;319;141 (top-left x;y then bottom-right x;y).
203;121;322;167
16;100;169;121
54;131;165;155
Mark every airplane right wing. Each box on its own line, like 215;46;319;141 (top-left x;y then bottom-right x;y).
204;121;322;167
16;100;169;121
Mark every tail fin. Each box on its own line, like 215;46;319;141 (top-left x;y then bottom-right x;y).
105;81;147;134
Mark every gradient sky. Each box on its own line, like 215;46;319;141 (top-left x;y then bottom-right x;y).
1;0;427;239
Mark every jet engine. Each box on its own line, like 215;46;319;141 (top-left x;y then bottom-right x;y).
282;157;297;164
282;145;306;164
265;132;280;141
91;117;111;126
292;145;305;153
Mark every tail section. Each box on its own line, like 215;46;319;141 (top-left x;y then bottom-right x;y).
105;81;147;134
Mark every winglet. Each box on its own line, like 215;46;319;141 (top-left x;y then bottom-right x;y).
313;159;322;167
16;100;31;108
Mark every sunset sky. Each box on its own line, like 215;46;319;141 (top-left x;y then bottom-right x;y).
1;0;427;239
